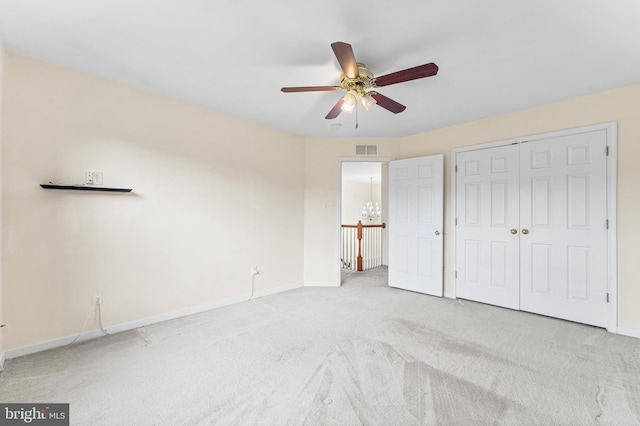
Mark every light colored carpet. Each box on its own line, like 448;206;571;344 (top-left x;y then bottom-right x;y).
1;267;639;425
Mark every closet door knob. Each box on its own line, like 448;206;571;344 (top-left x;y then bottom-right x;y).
510;229;518;234
522;229;529;235
435;230;441;236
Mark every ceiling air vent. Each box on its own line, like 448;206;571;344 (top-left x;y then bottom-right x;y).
356;145;378;156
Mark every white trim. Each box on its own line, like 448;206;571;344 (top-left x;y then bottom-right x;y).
449;153;459;301
93;295;251;337
304;281;340;287
605;123;618;333
5;281;303;360
451;122;618;332
336;157;394;287
450;122;618;155
0;351;5;371
6;328;108;360
616;327;640;339
252;281;303;298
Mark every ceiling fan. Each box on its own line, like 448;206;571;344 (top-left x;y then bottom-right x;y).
281;42;439;122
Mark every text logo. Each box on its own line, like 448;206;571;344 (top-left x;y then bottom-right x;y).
0;404;68;425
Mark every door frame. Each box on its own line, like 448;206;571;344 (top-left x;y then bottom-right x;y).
451;122;618;332
337;157;394;286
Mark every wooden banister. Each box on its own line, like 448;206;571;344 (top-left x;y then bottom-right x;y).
341;221;386;271
341;222;387;229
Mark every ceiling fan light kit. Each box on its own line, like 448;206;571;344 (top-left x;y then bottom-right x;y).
361;92;377;111
341;92;358;112
281;41;438;127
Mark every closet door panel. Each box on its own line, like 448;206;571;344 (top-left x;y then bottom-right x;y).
519;131;608;327
455;146;520;309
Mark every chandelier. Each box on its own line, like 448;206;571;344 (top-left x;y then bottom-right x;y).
361;177;381;221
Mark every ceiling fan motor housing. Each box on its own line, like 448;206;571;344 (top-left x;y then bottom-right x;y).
340;63;375;96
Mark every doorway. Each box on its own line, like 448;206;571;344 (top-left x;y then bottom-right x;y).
339;159;389;285
338;155;445;296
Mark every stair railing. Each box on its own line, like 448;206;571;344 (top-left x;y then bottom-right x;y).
341;220;386;271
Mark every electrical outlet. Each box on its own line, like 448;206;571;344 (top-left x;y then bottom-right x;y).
93;172;103;185
86;171;94;184
93;292;103;305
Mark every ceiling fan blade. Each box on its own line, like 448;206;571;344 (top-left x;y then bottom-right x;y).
331;42;359;79
370;92;406;114
281;86;341;93
325;98;345;119
374;63;439;87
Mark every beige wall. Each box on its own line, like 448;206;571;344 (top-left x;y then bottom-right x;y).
303;138;400;286
3;49;639;353
341;180;382;226
2;52;305;350
302;84;640;332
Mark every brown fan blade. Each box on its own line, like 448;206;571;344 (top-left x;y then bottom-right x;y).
331;42;359;79
325;98;345;119
370;92;406;114
374;63;439;87
281;86;341;93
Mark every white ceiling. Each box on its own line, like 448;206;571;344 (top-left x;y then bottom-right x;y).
1;1;639;138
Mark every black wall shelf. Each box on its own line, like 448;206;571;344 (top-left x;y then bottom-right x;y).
40;184;132;193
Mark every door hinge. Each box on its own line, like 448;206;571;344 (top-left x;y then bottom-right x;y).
606;219;609;229
606;146;609;156
455;218;458;225
455;164;458;172
455;271;458;279
606;293;610;303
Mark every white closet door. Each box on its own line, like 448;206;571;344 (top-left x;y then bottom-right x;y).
519;131;609;327
455;146;520;309
388;155;444;296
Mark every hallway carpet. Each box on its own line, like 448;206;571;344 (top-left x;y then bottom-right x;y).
1;267;639;425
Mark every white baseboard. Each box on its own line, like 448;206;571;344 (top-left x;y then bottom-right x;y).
305;281;340;287
0;351;5;371
253;281;303;298
5;281;302;360
102;294;251;336
616;326;640;339
6;328;107;360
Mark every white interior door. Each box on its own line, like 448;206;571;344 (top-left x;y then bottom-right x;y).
519;131;609;327
455;145;520;309
388;155;444;296
454;128;610;328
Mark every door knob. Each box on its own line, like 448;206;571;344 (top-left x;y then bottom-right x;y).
510;229;518;234
435;230;441;236
522;229;529;235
